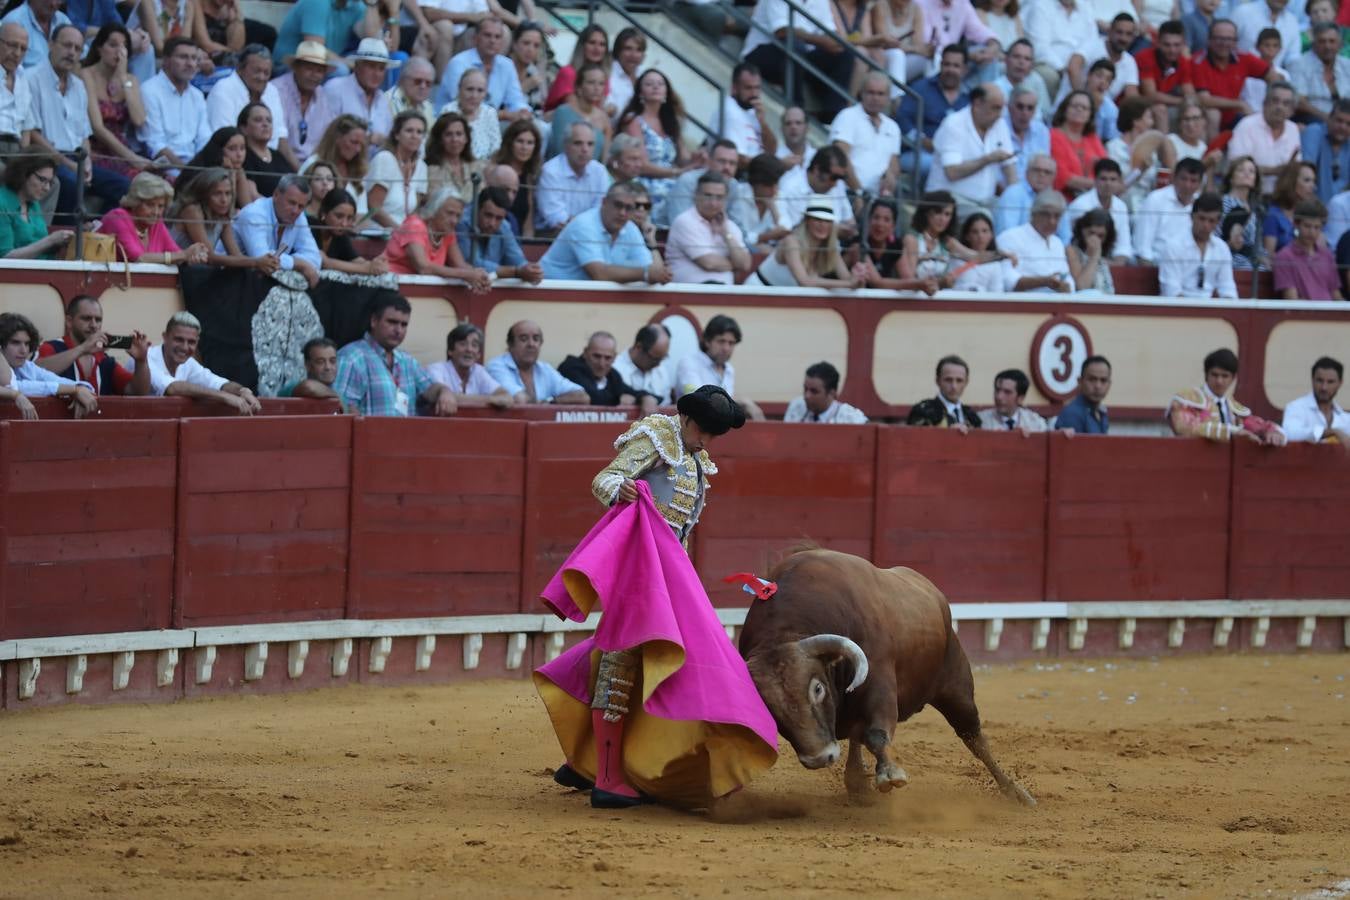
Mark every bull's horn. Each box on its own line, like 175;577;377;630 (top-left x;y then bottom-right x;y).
797;634;869;693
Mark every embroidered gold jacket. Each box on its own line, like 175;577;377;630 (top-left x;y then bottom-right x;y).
592;415;719;546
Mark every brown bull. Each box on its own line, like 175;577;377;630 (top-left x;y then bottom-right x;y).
738;547;1035;806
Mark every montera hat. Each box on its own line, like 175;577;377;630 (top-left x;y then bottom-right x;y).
677;385;747;436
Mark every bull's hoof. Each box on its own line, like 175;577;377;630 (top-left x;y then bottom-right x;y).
875;766;909;793
845;770;873;801
1004;782;1037;807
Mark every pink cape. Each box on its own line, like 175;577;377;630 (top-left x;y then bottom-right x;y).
533;482;778;807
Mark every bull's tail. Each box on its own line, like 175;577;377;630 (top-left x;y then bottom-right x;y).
766;541;823;581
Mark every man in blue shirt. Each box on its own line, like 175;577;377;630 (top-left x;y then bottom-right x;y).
1301;99;1350;203
897;44;972;187
436;17;531;122
456;186;542;281
234;174;323;286
1056;356;1113;434
485;320;590;405
539;181;670;283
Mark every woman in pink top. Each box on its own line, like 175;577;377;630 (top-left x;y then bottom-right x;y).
98;173;209;265
384;187;492;292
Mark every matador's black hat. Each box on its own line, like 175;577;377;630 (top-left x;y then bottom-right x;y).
677;385;747;436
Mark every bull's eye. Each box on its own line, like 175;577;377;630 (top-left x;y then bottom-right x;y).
810;678;826;704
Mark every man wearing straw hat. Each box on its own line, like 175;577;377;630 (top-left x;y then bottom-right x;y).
323;37;401;146
272;41;337;163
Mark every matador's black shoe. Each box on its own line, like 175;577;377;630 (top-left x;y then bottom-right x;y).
553;763;594;791
590;787;654;809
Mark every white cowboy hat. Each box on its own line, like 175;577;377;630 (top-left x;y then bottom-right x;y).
804;193;838;223
346;37;402;68
285;40;337;71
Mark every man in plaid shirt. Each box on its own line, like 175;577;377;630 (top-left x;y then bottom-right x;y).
334;295;457;417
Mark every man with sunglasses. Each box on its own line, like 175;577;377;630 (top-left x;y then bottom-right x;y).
386;56;435;130
776;144;856;237
1157;192;1238;299
540;181;671;283
271;40;337;163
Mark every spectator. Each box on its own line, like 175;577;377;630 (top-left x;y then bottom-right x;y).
606;27;644;119
193;0;275;68
1066;158;1134;262
723;62;778;166
207;44;294;168
927;83;1015;218
1133;156;1205;263
443;68;499;161
1066;207;1116;292
169;167;270;270
1105;95;1177;212
535;122;610;233
486;319;589;405
138;37;212;171
1168;100;1223;175
674;313;765;420
234;173;323;286
906;354;981;430
141;311;261;414
614;323;675;412
1006;86;1051;183
778;144;856;233
386;56;436;133
539;180;666;283
1300;0;1339;55
1194;19;1275;136
829;72;901;198
744;153;791;251
606;133;646;184
0;154;73;259
334;295;457;417
1282;356;1350;443
437;17;528;122
1232;0;1300;68
282;336;339;400
79;24;152;180
1094;13;1141;100
425;111;481;203
903;189;1006;288
0;23;37;173
543;23;608;113
666;172;753;284
424;322;512;407
35;295;149;396
1136;19;1196;131
617;68;700;225
238;102;296;197
30;24;130;222
1182;0;1219;55
1301;99;1350;203
313;188;388;275
994;39;1052;122
998;189;1074;292
920;0;1003;84
1049;90;1107;199
875;0;934;87
303;114;371;213
1220;209;1259;274
1240;26;1291;115
953;211;1017;291
856;197;937;292
1025;0;1097;98
384;187;491;289
746;193;862;288
740;0;854;120
325;39;398;147
456;185;542;281
366;109;429;229
0;0;70;69
978;367;1048;432
1275;199;1343;299
303;160;338;223
784;361;867;423
508;22;550;117
897;44;972;187
99;172;208;265
1081;57;1122;142
996;152;1057;234
547;62;612;161
559;331;638;406
1158;192;1239;299
187;126;258;209
0;311;97;417
1263;159;1318;254
1291;23;1350;122
1227;81;1300;194
672;0;738;54
775;105;816;181
664;140;754;233
273;0;391;68
0;357;35;417
272;41;337;164
1056;355;1112;433
1167;347;1286;444
488;121;541;236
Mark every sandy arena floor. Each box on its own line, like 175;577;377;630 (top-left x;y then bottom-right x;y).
1;654;1347;899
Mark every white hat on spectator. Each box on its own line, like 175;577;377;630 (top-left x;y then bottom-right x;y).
804;194;837;223
347;38;402;68
286;40;338;72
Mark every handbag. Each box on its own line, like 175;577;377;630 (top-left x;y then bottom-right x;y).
63;231;118;263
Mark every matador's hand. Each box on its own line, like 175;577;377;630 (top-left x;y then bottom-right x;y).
616;479;638;503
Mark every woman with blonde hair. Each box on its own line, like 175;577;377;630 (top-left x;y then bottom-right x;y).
384;187;492;292
169;167;272;270
303;114;371;215
746;195;861;288
99;172;208;265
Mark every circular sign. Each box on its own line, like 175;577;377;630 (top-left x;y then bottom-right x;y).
1030;315;1094;402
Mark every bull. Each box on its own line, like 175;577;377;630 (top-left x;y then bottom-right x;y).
738;547;1035;806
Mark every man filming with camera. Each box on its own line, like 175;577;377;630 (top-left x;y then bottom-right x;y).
36;294;151;396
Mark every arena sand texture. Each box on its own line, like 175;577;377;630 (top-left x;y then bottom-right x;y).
1;654;1347;898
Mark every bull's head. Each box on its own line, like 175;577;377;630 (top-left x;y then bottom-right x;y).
745;634;869;769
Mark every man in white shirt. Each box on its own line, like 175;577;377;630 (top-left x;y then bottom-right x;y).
784;361;867;424
740;0;855;120
272;41;336;164
142;312;261;414
662;139;757;231
674;313;765;419
1226;81;1300;193
1132;156;1204;263
777;144;856;235
1094;13;1141;101
206;44;296;168
1065;157;1134;261
0;0;68;69
775;105;816;182
1232;0;1301;68
1282;356;1350;443
927;82;1016;217
978;368;1049;432
0;24;36;169
139;37;213;169
1025;0;1099;97
613;323;676;413
1290;24;1350;122
323;38;397;147
535;121;612;232
1157;192;1238;299
830;72;901;197
722;62;777;168
998;189;1073;292
665;172;752;284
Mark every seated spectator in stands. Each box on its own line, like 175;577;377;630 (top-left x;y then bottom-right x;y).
674;313;765;419
509;23;552;117
169;168;269;271
1136;19;1196;132
1158;192;1239;299
1232;0;1300;69
777;144;856;235
776;105;816;182
666;173;753;285
906;354;981;431
335;295;457;417
456;186;540;281
1084;59;1122;142
614;323;675;413
271;42;336;165
1066;158;1134;262
539;181;668;283
0;311;98;417
1194;19;1275;136
855;198;938;293
903;189;1007;289
324;39;397;147
443;68;500;162
1275;199;1343;300
2;0;70;69
1168;100;1221;173
99;173;209;266
1134;156;1205;263
0;357;37;418
0;23;37;168
952;212;1018;291
898;44;972;187
1221;156;1264;270
606;133;645;186
142;311;261;414
926;83;1015;219
740;0;855;121
138;37;212;172
365;110;429;230
79;24;153;182
486;319;589;405
425;111;482;204
1221;207;1258;272
995;152;1056;235
207;44;294;168
0;154;73;259
1050;90;1107;199
436;18;529;125
547;62;611;162
722;62;777;167
979;367;1048;432
187;126;258;210
1106;96;1177;212
303;161;338;224
1263;160;1318;255
998;189;1073;292
1227;81;1300;195
313;188;389;275
303;115;371;215
1056;355;1112;433
559;331;638;406
1167;347;1286;444
35;295;149;396
743;154;791;252
1094;14;1140;99
922;0;1003;87
784;360;867;424
489;121;542;236
831;72;901;198
1025;0;1096;98
1006;87;1050;184
994;40;1051;125
273;0;391;70
282;337;339;400
1291;23;1350;123
1240;28;1291;116
543;22;608;113
1181;0;1217;52
874;0;933;87
617;69;700;225
385;187;491;289
238;102;297;198
536;122;611;233
1282;355;1350;443
746;194;862;288
1066;208;1117;293
1302;99;1350;204
425;322;513;408
664;140;754;232
234;173;323;286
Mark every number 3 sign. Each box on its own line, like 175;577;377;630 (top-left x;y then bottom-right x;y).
1030;315;1093;402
